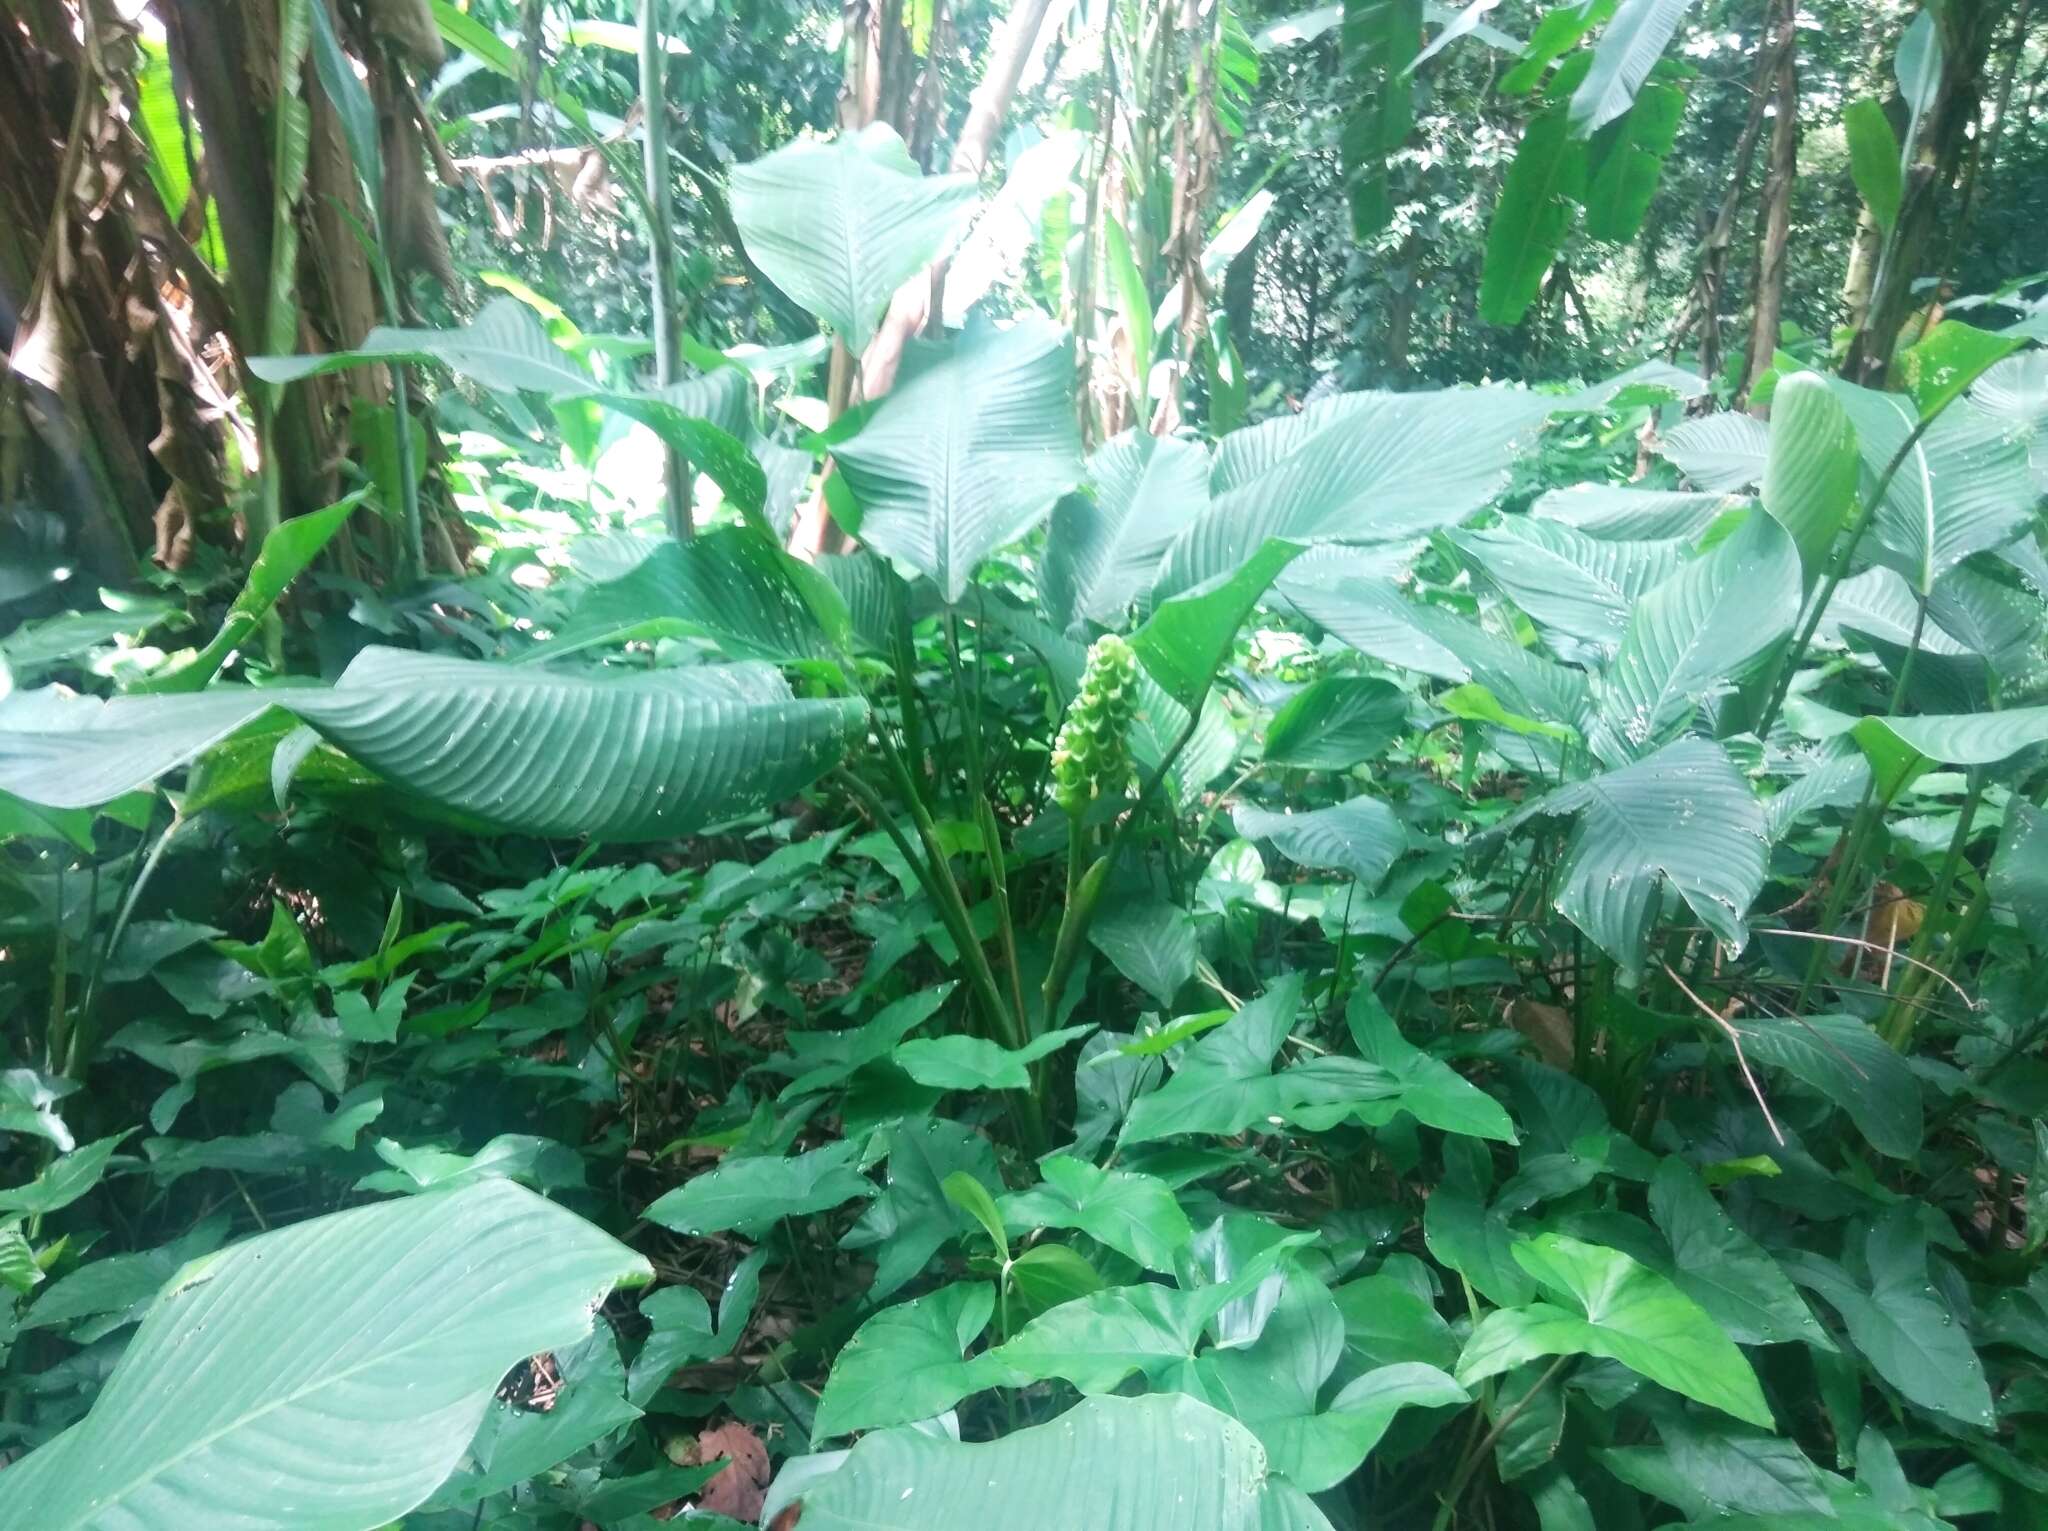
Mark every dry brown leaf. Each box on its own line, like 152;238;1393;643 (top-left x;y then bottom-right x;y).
1509;996;1574;1068
692;1420;770;1522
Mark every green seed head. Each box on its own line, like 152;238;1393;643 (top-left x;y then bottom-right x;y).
1052;635;1139;813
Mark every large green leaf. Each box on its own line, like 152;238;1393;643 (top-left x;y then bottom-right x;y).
1590;512;1802;762
1453;519;1686;645
558;525;847;663
1087;897;1198;1005
1581;81;1686;240
1119;975;1398;1145
1786;1214;1995;1431
1852;704;2048;772
1480;108;1586;326
645;1141;877;1237
1843;98;1901;233
250;296;595;392
834;317;1082;603
1531;486;1737;541
249;299;770;521
813;1282;1010;1439
1044;431;1210;629
1457;1233;1773;1428
0;651;864;838
1971;350;2048;489
1132;539;1304;712
1233;797;1408;889
1286;572;1591;728
1662;412;1770;490
140;496;362;694
894;1023;1095;1091
1762;373;1862;584
1646;1158;1830;1348
1263;676;1408;769
1497;736;1766;979
1568;0;1693;134
1827;381;2037;596
728;123;978;354
1002;1156;1193;1272
288;651;860;839
1346;990;1517;1141
1;1180;650;1529
1733;1014;1922;1159
0;689;277;810
1339;0;1423;237
1990;801;2048;930
790;1392;1334;1529
1161;390;1553;593
991;1280;1240;1394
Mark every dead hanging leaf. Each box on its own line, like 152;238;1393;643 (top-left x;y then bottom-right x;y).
363;0;445;73
1509;996;1574;1068
1847;881;1924;982
687;1420;770;1521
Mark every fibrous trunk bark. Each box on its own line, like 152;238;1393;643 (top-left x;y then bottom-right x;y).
1742;0;1798;410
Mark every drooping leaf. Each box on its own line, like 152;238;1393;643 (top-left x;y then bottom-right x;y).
728;123;978;354
0;651;864;838
1002;1157;1194;1272
813;1282;1010;1440
1453;519;1686;644
1761;373;1862;585
1495;736;1766;979
833;317;1084;604
1530;486;1736;540
1733;1014;1922;1159
1457;1233;1773;1428
1163;389;1553;593
1233;796;1408;888
1480;108;1588;326
790;1393;1334;1530
559;525;847;663
1119;976;1398;1144
645;1141;877;1237
1044;432;1209;630
1843;99;1901;233
1263;677;1409;769
1582;81;1686;241
1590;512;1802;762
1087;898;1198;1006
1568;0;1694;135
1646;1158;1830;1347
0;1180;651;1529
1662;411;1771;490
1786;1213;1995;1431
1339;0;1424;237
1826;381;2036;596
1346;990;1517;1141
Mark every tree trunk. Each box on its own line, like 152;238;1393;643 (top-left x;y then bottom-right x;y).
1742;0;1798;410
792;0;1060;558
1843;4;2001;385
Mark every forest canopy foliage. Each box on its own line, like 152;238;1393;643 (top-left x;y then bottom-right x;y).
3;0;2048;1528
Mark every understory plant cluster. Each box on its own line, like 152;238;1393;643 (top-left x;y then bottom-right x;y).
5;37;2048;1531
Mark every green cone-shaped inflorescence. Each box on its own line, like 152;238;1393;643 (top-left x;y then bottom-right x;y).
1051;634;1140;814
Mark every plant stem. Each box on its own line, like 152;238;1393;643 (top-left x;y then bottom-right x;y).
1754;409;1951;740
1432;1355;1571;1531
640;0;692;539
1879;769;1985;1048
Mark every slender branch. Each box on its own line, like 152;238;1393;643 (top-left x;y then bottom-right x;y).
1662;959;1784;1146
